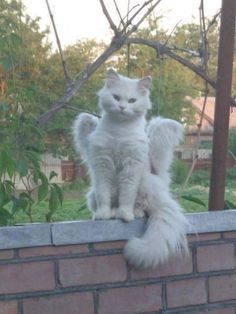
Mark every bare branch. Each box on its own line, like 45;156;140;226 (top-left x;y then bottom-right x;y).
113;0;125;28
163;20;182;46
126;37;216;88
45;0;71;86
170;46;199;57
206;10;221;33
65;105;101;118
125;0;162;36
199;0;209;69
118;3;140;30
99;0;118;34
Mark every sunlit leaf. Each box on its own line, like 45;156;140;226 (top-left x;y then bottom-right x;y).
51;183;63;206
49;186;59;212
0;207;12;226
16;159;28;177
181;195;206;207
38;183;48;203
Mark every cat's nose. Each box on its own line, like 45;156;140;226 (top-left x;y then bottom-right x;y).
119;105;126;111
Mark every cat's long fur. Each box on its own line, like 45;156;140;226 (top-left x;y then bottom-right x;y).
73;69;188;268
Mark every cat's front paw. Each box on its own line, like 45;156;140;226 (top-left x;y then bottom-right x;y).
93;208;113;220
116;208;134;222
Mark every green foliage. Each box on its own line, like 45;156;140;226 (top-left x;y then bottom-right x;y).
62;177;89;193
0;0;64;225
199;140;213;149
189;169;210;186
228;128;236;157
0;106;63;225
181;194;206;207
226;167;236;181
177;186;208;212
224;199;236;209
171;158;189;184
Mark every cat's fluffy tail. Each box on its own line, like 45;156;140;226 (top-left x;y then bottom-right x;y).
124;175;189;268
147;117;183;185
72;113;98;160
124;210;188;269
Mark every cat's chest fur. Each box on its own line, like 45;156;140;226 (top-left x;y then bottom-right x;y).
88;124;149;170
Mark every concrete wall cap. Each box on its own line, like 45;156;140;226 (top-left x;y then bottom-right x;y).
0;210;235;250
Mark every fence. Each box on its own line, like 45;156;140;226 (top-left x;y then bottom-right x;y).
0;210;235;313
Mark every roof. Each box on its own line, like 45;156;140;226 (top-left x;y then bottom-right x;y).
190;96;236;128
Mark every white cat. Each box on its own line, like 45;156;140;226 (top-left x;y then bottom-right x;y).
73;69;188;268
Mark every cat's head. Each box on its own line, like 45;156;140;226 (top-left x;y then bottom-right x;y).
98;69;152;119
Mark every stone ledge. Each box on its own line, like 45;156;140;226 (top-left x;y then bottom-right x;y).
0;224;51;250
0;210;235;250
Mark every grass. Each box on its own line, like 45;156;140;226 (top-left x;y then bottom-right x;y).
13;198;91;225
174;180;236;213
11;170;236;225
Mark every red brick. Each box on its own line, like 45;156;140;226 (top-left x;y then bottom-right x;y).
131;255;192;279
59;254;127;287
0;261;55;294
209;274;236;302
19;244;88;258
98;284;162;314
23;292;93;314
0;250;14;260
197;308;235;314
94;241;125;250
188;233;221;243
167;278;207;308
0;301;18;314
223;231;236;239
197;243;235;272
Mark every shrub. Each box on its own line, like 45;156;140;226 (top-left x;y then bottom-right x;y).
0;107;63;226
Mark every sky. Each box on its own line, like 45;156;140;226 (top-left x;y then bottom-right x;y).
23;0;222;49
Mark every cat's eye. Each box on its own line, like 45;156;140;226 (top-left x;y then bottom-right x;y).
113;94;120;101
128;98;137;103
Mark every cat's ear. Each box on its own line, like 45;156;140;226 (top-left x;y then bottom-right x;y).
138;76;152;93
106;68;120;87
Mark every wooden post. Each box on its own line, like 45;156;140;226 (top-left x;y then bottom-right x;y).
208;0;236;210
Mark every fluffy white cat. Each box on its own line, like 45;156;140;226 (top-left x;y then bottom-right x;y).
73;69;188;268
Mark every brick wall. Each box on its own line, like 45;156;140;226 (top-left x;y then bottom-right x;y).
0;212;236;313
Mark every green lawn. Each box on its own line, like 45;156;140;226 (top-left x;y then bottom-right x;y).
13;197;91;225
173;181;236;213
